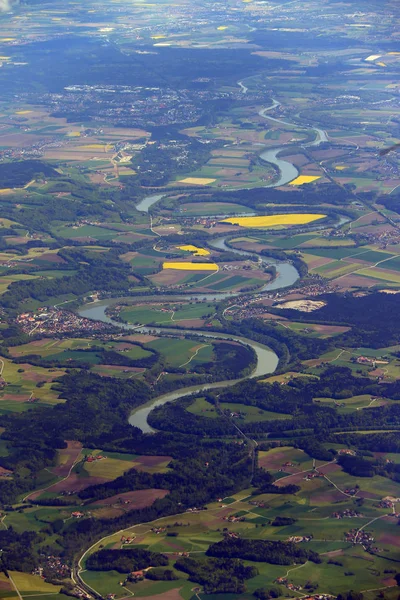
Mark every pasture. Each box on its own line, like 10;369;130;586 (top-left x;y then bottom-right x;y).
147;338;213;369
79;447;400;599
0;356;65;411
8;571;61;597
298;242;400;288
9;337;152;365
119;301;216;327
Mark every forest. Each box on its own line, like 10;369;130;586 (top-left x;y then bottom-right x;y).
0;160;58;187
86;548;168;573
206;537;321;565
270;291;400;348
174;555;258;594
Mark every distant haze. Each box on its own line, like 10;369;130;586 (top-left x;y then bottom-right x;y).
0;0;18;12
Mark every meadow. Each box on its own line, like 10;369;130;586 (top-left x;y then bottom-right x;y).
119;301;216;327
78;448;400;600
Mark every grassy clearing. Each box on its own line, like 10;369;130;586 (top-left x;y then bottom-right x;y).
220;402;292;422
82;456;134;479
187;396;219;418
147;338;212;369
9;571;61;594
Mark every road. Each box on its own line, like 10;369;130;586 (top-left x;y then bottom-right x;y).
8;574;23;600
22;451;83;503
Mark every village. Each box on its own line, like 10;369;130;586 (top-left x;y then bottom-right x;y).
16;308;112;336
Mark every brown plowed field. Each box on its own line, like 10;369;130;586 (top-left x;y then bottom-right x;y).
52;440;83;477
92;488;169;508
29;474;108;501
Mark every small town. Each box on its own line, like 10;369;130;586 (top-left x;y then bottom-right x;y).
16;308;112;336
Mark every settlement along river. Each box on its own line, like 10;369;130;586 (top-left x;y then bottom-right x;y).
78;92;330;431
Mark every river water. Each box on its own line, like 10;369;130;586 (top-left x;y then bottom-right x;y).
78;301;278;432
136;193;166;213
135;96;328;211
209;236;298;291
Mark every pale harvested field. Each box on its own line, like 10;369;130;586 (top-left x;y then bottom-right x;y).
0;133;45;146
336;273;382;288
311;149;348;160
208;158;249;167
282;153;309;167
307;256;335;269
121;334;159;344
354;212;385;225
149;270;188;285
211;149;247;158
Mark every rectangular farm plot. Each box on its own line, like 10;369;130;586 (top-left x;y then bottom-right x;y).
221;214;326;228
204;274;259;290
312;260;363;279
147;338;212;368
162;262;218;270
83;456;137;480
178;177;216;185
305;247;370;260
289;175;321;185
378;255;400;271
355;267;400;284
177;202;253;216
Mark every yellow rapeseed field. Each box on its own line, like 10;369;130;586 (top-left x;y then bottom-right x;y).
179;177;216;185
177;245;210;256
217;26;228;30
67;131;81;137
15;110;32;114
289;175;321;186
221;214;326;228
335;166;346;171
163;262;218;270
80;144;108;150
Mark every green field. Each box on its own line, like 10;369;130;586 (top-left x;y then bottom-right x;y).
147;338;213;368
120;302;216;325
219;402;292;422
187;396;219;418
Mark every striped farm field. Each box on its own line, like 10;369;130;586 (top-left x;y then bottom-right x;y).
221;214;326;228
163;262;218;270
356;268;400;284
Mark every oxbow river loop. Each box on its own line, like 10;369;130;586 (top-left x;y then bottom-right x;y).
78;301;279;433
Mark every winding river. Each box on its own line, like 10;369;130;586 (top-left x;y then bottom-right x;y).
78;301;278;433
135;93;328;212
93;85;330;430
209;236;299;291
